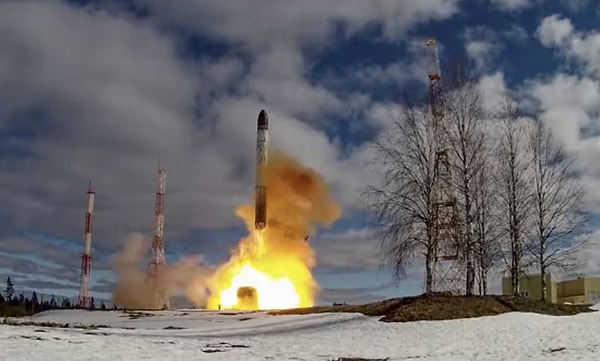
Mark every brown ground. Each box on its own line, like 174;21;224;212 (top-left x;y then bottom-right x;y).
269;294;596;322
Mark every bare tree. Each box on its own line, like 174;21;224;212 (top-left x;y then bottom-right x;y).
495;98;532;296
527;119;588;301
362;103;438;294
444;80;488;296
472;146;502;295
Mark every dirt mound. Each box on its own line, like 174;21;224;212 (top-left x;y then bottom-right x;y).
270;295;595;322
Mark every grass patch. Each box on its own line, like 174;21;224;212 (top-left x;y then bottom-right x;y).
270;294;595;322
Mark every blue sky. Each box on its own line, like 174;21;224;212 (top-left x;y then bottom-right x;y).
2;0;600;306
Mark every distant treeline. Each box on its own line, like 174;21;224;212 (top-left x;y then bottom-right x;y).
1;276;115;317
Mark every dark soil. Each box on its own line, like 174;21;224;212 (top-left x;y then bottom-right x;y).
269;294;596;322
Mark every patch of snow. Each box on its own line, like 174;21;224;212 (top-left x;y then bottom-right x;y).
1;309;599;360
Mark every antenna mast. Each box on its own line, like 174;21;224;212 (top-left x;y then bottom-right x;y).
78;181;95;309
148;165;168;309
425;38;464;295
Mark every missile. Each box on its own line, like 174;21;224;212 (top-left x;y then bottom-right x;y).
255;109;269;230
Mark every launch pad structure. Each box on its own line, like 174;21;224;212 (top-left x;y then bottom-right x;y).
78;181;95;309
425;38;465;295
147;165;169;310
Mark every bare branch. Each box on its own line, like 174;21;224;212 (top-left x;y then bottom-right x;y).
443;80;489;295
494;96;533;296
525;117;589;300
361;103;438;289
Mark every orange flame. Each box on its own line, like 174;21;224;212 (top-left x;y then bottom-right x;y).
206;150;341;310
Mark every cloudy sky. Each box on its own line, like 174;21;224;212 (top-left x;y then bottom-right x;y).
1;0;600;304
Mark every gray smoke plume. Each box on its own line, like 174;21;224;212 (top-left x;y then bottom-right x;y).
111;233;211;309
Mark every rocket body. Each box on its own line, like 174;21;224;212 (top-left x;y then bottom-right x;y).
255;109;269;230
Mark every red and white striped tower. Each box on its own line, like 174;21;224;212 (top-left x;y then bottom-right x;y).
148;166;168;309
78;181;95;309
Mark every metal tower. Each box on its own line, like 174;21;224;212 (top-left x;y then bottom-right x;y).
78;181;95;309
425;38;464;295
148;165;168;309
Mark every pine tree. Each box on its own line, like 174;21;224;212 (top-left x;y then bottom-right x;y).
61;297;72;309
4;277;15;302
31;291;39;312
90;297;96;310
50;295;57;309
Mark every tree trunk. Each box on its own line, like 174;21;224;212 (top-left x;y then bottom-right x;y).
466;238;475;296
511;241;520;296
425;247;433;295
482;273;487;296
540;265;547;302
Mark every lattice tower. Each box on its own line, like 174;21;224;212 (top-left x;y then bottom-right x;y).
78;181;95;309
425;38;464;295
147;166;169;309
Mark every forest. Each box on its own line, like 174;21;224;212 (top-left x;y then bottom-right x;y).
0;276;112;317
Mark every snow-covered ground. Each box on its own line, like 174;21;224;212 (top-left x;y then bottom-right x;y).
1;306;599;360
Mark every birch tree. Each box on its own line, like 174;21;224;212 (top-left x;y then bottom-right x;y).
496;98;532;296
527;119;587;301
444;80;487;296
362;103;438;294
472;145;502;295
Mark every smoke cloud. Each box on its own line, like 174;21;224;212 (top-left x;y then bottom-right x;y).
111;233;211;309
206;149;342;309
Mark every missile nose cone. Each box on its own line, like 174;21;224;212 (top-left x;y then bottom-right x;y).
258;109;269;128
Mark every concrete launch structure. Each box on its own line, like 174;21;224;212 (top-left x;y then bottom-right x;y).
255;109;269;231
78;181;95;309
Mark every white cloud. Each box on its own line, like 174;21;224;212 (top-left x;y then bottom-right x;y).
530;15;600;212
328;37;432;90
503;24;528;42
133;0;461;50
478;72;508;112
313;228;380;272
571;230;600;277
527;74;600;148
521;72;600;213
464;26;502;74
559;0;591;13
537;15;574;47
537;14;600;77
0;0;221;241
489;0;535;11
